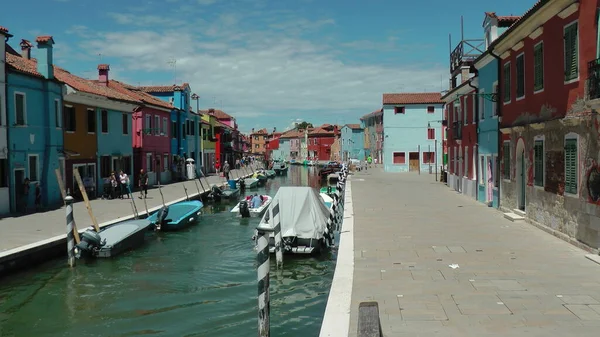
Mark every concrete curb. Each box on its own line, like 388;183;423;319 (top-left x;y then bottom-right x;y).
319;179;354;337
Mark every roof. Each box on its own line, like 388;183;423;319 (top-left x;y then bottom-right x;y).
55;67;140;104
199;108;233;120
488;0;546;50
6;52;44;78
344;124;362;130
484;12;521;27
279;129;303;139
309;124;337;136
138;83;191;93
105;80;174;110
251;128;268;135
36;36;54;44
0;26;8;35
360;108;383;120
383;92;444;105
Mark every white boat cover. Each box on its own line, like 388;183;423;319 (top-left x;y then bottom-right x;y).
260;187;330;239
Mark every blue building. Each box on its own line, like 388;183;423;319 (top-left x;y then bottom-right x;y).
273;134;291;161
382;93;445;173
5;36;64;212
340;124;364;161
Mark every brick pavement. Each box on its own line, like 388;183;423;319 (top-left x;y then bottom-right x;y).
348;169;600;336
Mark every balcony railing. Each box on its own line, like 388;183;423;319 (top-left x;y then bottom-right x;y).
588;58;600;100
450;39;485;75
452;121;462;140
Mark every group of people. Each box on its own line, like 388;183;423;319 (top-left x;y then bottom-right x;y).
17;178;42;214
103;169;150;200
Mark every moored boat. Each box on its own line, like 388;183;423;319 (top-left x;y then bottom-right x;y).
238;177;259;189
74;219;154;259
265;170;276;178
207;184;240;202
319;185;336;198
231;194;272;218
252;171;268;185
273;161;289;175
320;192;334;209
147;200;204;231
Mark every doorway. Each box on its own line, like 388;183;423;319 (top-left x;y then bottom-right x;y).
13;168;25;212
516;139;526;211
409;152;420;172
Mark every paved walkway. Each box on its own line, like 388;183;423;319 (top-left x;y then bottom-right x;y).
348;169;600;336
0;166;257;252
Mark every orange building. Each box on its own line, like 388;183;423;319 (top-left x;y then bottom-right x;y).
250;128;268;155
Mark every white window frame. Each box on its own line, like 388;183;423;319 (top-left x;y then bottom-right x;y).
14;91;27;126
533;41;545;94
154;115;160;136
163;154;169;171
100;110;109;134
145;115;151;132
86;108;96;134
28;154;39;182
563;20;580;85
533;135;545;189
162;117;168;136
515;52;525;101
479;154;485;185
479;89;485;121
464;146;469;178
472;145;477;180
64;104;75;133
564;132;579;198
146;153;154;172
54;98;62;128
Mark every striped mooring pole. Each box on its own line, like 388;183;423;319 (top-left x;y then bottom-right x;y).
256;224;274;337
65;194;76;268
270;200;284;269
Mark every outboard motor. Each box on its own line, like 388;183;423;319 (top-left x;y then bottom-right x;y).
239;200;251;218
74;229;106;258
154;206;169;231
210;185;223;202
238;178;246;191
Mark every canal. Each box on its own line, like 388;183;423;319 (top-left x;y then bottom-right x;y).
0;165;335;337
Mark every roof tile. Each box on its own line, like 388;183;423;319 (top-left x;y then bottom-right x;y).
106;80;174;110
199;108;233;120
383;92;444;105
35;35;54;44
345;124;362;130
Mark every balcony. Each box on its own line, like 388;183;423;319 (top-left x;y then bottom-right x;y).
588;58;600;100
452;121;462;140
450;39;485;76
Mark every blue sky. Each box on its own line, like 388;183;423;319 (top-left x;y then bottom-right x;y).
3;0;532;133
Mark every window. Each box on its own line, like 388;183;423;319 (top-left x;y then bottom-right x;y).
154;116;160;135
64;105;76;132
564;22;579;82
479;155;485;185
163;117;168;136
533;42;544;92
14;92;26;125
54;99;61;128
463;98;468;125
28;154;38;182
163;154;169;171
516;54;525;99
534;139;544;187
423;152;435;164
145;115;151;134
393;152;405;164
122;113;128;135
101;110;108;133
427;128;435;140
503;142;510;179
100;156;111;178
565;137;578;194
492;83;498;116
0;159;7;187
394;106;405;114
172;121;177;139
503;62;511;103
464;147;469;178
479;90;485;120
121;156;131;175
427;106;435;113
87;109;96;133
146;153;154;172
155;155;162;172
202;127;208;140
493;155;499;188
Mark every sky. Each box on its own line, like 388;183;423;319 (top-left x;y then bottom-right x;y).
2;0;533;133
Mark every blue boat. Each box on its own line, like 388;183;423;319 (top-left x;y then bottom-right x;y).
147;200;204;231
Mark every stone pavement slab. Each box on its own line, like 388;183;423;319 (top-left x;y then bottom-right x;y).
348;169;600;337
0;166;256;252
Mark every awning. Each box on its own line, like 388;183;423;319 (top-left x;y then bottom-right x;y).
61;149;80;157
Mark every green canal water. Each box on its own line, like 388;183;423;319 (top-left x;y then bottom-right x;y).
0;166;336;337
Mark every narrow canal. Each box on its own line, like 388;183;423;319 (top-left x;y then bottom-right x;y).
0;166;335;337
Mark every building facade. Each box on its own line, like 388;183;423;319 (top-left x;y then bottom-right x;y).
0;27;10;214
308;124;338;161
340;124;364;161
382;93;445;173
360;109;383;163
250;128;267;155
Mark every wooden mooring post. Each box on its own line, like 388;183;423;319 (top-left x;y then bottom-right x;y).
256;224;274;337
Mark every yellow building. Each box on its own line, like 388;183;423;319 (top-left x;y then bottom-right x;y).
201;113;217;172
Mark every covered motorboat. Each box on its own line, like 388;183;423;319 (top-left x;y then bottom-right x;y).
147;200;203;231
257;187;332;255
265;170;276;178
231;194;272;218
238;177;259;189
207;184;240;202
74;220;154;259
272;161;288;175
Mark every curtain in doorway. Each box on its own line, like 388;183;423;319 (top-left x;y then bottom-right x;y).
487;158;493;203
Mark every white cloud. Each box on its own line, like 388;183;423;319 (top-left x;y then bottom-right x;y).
73;8;448;129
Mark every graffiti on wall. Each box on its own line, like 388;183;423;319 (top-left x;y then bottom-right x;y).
586;158;600;203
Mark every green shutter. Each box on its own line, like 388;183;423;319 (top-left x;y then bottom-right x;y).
534;140;544;186
534;43;544;91
564;24;579;81
565;139;577;194
503;143;510;179
503;64;511;102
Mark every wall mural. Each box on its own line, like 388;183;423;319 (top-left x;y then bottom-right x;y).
586;158;600;203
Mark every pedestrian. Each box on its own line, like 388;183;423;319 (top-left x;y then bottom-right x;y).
34;182;42;211
223;161;230;180
215;159;220;173
119;170;130;199
110;172;118;199
138;169;149;199
235;158;240;169
20;178;30;214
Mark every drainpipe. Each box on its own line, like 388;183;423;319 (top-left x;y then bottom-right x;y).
490;48;503;209
4;33;12;212
468;74;479;202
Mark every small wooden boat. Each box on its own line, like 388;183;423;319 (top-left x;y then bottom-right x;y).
231;194;273;218
238;177;259;189
265;170;276;178
253;171;268;184
207;184;240;202
273;161;289;175
147;200;204;231
74;220;154;259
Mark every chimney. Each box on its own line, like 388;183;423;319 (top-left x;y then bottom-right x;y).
35;36;54;79
208;108;215;115
273;127;276;133
98;64;110;86
460;66;471;83
0;26;10;73
19;39;32;60
251;128;255;133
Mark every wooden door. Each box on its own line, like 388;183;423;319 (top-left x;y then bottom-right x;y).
409;152;419;172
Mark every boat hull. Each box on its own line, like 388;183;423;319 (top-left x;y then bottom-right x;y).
268;237;327;255
221;188;240;199
76;220;153;259
147;200;203;231
231;195;272;217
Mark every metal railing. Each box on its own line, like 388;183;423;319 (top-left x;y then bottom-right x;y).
588;58;600;100
450;39;485;74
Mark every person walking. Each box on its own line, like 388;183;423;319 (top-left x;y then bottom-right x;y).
110;172;118;199
34;182;42;212
223;161;231;180
119;170;130;199
19;178;30;214
138;169;149;199
367;155;373;168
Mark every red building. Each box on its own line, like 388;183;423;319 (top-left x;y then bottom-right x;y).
265;129;281;160
491;0;600;249
308;124;339;161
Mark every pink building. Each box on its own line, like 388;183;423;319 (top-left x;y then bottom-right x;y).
108;78;174;185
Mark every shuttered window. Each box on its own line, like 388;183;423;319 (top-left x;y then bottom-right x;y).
516;54;525;98
534;140;544;187
564;22;579;82
533;43;544;91
564;138;578;194
503;142;510;179
503;63;511;102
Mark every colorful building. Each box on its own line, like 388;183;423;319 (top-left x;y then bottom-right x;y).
360;109;383;163
5;35;64;212
250;128;268;155
308;124;338;161
340;124;364;161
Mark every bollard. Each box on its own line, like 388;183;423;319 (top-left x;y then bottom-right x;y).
65;195;76;268
270;201;284;269
256;224;274;337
